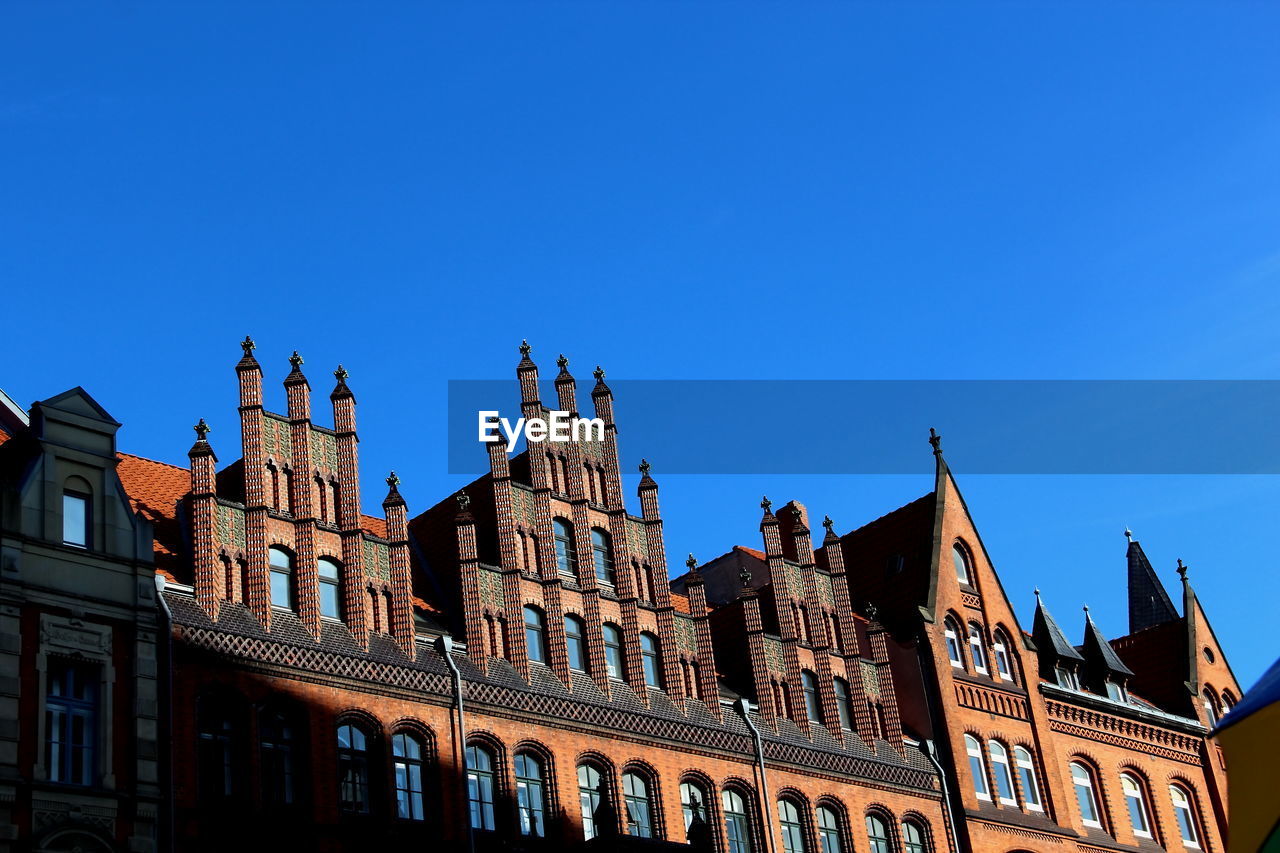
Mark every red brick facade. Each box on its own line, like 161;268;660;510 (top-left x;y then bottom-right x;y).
98;341;1238;853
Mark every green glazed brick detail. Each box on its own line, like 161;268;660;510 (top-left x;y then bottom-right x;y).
764;636;785;671
861;659;880;695
674;614;697;652
216;505;247;552
815;573;836;608
479;567;504;609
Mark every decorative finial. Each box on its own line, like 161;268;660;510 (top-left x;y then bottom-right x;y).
519;339;531;357
289;351;304;369
686;553;698;571
240;335;256;356
638;458;651;477
386;471;401;489
456;490;471;511
1034;587;1041;599
334;364;349;383
1177;559;1188;579
557;353;569;370
193;418;211;441
1124;527;1133;543
594;365;605;381
791;506;803;521
929;427;942;454
760;495;772;512
1083;604;1090;614
739;566;753;588
822;515;834;533
866;602;880;622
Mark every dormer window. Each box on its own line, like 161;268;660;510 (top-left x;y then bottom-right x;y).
1055;665;1078;690
1106;680;1127;702
62;489;89;548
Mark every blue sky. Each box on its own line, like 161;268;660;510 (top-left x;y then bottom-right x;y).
2;3;1277;687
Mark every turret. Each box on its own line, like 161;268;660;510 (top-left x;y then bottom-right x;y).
188;419;221;619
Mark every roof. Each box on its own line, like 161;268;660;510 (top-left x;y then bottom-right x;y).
1032;595;1085;661
361;514;388;539
116;452;189;576
1083;611;1135;677
736;545;765;560
1127;539;1179;633
0;429;9;447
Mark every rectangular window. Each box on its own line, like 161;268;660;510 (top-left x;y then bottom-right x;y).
46;659;98;786
62;492;89;548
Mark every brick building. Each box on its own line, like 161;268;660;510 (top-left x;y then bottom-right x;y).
0;341;1240;853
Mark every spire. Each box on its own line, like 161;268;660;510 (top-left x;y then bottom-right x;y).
591;364;611;398
284;350;307;384
638;458;656;487
928;427;943;456
1082;604;1134;677
454;489;473;522
188;418;216;459
1126;534;1179;633
331;364;354;401
518;339;534;367
686;553;698;572
556;353;570;375
760;495;773;516
789;504;808;534
1032;590;1085;663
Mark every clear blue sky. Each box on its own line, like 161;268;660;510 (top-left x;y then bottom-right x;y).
2;3;1277;687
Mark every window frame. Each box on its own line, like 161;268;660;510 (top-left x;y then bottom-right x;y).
391;730;427;822
1013;746;1042;812
62;489;90;549
1170;784;1201;848
1070;761;1103;829
816;804;842;853
964;735;991;801
723;786;756;853
902;818;928;853
336;722;372;815
640;631;663;689
523;605;547;664
944;617;964;669
832;676;853;731
591;526;616;587
777;797;808;853
268;546;295;610
45;658;98;786
622;769;656;838
578;761;608;840
466;743;498;832
952;542;971;584
988;740;1017;806
801;670;822;724
603;622;624;680
866;812;892;853
1120;772;1152;839
564;613;588;672
515;751;547;838
318;557;343;621
553;517;579;581
967;623;989;674
992;629;1014;682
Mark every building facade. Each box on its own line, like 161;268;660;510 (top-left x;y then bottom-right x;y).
0;341;1240;853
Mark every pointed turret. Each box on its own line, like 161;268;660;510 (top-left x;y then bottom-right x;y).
1080;605;1134;698
1033;589;1084;685
1126;529;1179;633
284;350;311;421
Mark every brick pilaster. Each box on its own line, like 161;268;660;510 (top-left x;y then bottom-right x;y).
819;517;878;746
741;584;777;729
683;561;722;721
455;492;489;667
383;475;414;659
332;368;369;648
236;338;272;628
866;608;905;754
284;353;320;640
188;420;220;621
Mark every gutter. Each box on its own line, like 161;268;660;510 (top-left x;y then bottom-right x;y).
436;635;474;853
921;739;962;853
735;698;775;853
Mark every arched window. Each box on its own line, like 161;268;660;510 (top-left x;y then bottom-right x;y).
603;623;624;679
1014;746;1042;811
515;751;546;837
564;614;588;672
866;813;891;853
259;709;297;806
1121;773;1152;838
466;744;497;831
524;606;546;663
833;677;853;731
816;805;842;853
944;617;964;668
968;623;988;673
902;819;928;853
964;735;990;801
337;722;370;814
801;671;822;723
578;762;606;840
723;787;754;853
640;632;663;689
392;731;426;821
778;798;807;853
681;780;710;833
591;527;616;587
1070;762;1102;828
62;480;90;548
988;741;1016;805
269;547;294;609
992;629;1014;682
318;557;342;620
952;543;971;584
1170;784;1201;848
554;518;578;580
1202;688;1221;727
1221;689;1236;715
623;770;654;838
196;695;239;801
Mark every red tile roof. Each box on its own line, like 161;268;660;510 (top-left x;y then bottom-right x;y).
115;453;189;578
362;514;388;539
0;429;9;447
735;545;766;560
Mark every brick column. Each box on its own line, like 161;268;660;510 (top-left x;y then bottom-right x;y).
785;504;844;744
455;491;490;668
741;580;777;729
332;367;369;648
383;474;414;659
236;338;272;628
188;419;221;621
819;516;878;746
284;352;320;640
761;498;808;735
866;607;905;754
683;557;722;721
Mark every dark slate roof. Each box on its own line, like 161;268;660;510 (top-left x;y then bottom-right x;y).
1032;595;1084;662
1082;611;1134;677
1127;539;1178;633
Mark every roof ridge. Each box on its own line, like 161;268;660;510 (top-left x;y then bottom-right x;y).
118;451;190;474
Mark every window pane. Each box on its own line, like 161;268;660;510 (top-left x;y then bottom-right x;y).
603;624;623;679
953;545;969;583
641;633;662;688
524;606;545;663
63;493;88;547
566;616;587;672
